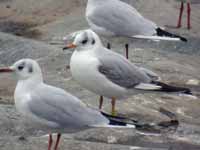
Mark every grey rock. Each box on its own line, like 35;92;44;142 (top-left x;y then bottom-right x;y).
0;0;199;149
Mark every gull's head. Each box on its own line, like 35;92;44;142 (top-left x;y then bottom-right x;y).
63;29;102;51
0;59;42;81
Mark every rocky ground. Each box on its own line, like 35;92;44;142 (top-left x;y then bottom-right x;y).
0;0;200;150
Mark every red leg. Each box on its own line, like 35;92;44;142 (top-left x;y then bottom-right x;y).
54;133;61;150
111;97;116;116
48;134;53;150
125;44;129;59
177;2;184;28
99;96;104;109
187;2;191;29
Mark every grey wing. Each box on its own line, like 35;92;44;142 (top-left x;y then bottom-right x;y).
87;1;156;36
28;85;108;129
139;67;161;81
97;50;152;89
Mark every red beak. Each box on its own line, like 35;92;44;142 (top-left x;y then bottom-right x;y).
0;68;14;73
63;44;77;50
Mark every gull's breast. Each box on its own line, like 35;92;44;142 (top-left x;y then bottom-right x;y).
70;51;126;98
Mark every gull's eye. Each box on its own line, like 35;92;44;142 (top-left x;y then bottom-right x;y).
17;62;25;71
82;39;88;44
18;65;24;71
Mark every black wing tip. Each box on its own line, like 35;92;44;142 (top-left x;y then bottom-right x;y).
101;111;138;126
101;111;180;132
156;27;187;42
183;89;193;95
152;81;193;95
101;111;127;126
180;37;188;42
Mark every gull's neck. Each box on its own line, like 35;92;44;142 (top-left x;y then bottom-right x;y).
14;75;43;117
76;43;104;54
15;74;43;94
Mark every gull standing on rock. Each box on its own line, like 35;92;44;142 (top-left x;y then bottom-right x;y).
0;59;136;150
86;0;187;59
63;29;192;116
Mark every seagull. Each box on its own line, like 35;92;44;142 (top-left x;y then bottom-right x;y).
86;0;187;59
0;58;136;150
63;29;192;116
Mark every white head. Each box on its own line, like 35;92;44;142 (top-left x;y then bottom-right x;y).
0;59;43;82
63;29;102;51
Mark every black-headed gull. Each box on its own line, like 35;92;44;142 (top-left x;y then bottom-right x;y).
86;0;187;58
63;29;192;116
0;58;135;150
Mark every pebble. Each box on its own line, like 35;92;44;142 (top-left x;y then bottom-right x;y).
186;79;200;86
107;136;117;144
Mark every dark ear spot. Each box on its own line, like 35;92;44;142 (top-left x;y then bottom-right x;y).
92;39;95;45
28;64;33;73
